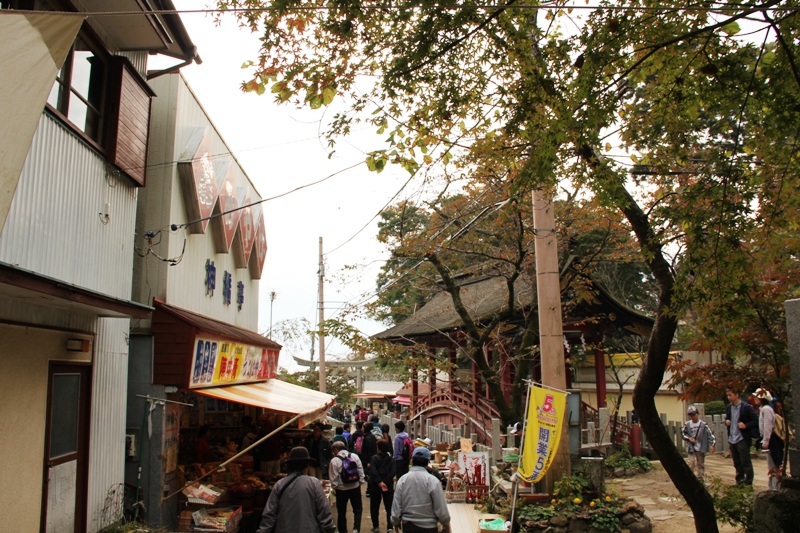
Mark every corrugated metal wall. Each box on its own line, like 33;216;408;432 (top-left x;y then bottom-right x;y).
117;51;148;78
87;317;130;532
0;298;97;332
0;113;138;301
143;75;261;331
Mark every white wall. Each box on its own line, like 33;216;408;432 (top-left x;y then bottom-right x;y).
0;114;138;301
137;74;261;331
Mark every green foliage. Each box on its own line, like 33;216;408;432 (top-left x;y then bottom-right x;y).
606;442;654;472
517;503;556;522
708;478;755;533
553;472;590;499
705;401;726;416
588;504;622;533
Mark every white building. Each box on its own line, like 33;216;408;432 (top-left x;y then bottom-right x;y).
0;2;198;531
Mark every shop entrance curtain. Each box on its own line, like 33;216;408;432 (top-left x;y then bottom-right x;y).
194;379;336;428
0;11;84;235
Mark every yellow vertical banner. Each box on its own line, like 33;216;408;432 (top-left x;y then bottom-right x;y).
518;385;567;483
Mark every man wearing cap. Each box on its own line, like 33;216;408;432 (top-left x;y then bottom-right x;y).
391;447;451;533
257;447;336;533
681;405;715;482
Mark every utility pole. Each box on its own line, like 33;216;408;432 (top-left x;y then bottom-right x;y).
532;189;570;491
318;237;327;393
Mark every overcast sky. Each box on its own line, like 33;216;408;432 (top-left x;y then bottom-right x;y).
150;3;418;370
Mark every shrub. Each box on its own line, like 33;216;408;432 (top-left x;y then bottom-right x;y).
606;442;654;472
708;478;755;533
705;401;726;416
553;472;589;499
517;503;556;522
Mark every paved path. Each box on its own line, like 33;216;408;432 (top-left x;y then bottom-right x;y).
609;453;773;533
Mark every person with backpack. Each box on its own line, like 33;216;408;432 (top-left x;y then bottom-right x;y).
755;388;784;490
329;440;365;533
681;405;715;483
257;447;336;533
350;421;365;456
393;421;414;479
333;426;349;446
369;440;396;533
362;422;379;469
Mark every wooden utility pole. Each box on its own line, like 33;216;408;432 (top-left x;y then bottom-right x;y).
533;189;570;490
318;237;327;393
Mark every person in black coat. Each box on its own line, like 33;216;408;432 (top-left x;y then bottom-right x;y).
725;387;760;486
303;422;333;480
369;439;396;531
361;422;379;470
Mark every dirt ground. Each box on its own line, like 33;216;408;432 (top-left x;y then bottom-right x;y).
608;453;772;533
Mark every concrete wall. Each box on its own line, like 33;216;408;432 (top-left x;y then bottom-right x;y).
0;323;92;533
125;335;180;529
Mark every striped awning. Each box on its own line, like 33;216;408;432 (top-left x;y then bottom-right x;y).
195;379;335;427
392;395;411;406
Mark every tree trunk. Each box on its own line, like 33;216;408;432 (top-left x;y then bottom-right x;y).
621;197;720;533
577;145;719;533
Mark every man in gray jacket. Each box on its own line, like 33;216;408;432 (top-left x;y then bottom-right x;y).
681;405;716;482
329;440;366;533
257;447;335;533
392;447;451;533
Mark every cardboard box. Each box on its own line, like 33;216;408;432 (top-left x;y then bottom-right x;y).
477;513;508;533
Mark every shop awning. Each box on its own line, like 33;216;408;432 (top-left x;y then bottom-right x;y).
392;395;411;406
194;379;335;427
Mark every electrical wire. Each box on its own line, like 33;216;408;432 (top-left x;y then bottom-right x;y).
11;2;797;17
155;160;363;234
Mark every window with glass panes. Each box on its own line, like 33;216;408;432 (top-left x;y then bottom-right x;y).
47;34;109;145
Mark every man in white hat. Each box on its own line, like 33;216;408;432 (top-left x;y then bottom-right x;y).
681;405;715;482
391;447;451;533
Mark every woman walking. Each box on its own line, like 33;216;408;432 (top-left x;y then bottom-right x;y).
368;440;395;532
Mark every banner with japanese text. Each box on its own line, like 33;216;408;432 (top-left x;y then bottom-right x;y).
518;385;567;483
190;336;278;388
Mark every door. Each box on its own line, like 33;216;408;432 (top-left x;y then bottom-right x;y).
42;363;91;533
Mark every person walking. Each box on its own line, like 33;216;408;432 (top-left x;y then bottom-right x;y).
256;447;336;533
391;448;451;533
369;440;396;532
755;388;784;490
725;387;760;486
393;421;413;479
362;423;379;470
329;440;365;533
681;405;715;483
304;422;333;480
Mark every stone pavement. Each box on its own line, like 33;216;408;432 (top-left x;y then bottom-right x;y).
608;453;773;532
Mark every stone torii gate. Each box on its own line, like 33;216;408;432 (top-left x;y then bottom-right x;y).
292;355;378;394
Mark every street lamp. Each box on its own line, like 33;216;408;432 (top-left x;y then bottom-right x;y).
269;291;276;338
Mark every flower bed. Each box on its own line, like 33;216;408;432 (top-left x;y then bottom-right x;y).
517;496;652;533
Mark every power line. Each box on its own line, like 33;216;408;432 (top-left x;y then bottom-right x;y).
14;2;797;17
164;160;364;232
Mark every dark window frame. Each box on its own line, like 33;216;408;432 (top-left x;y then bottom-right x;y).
46;28;111;152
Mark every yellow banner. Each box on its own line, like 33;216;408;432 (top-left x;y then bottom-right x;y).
518;385;567;483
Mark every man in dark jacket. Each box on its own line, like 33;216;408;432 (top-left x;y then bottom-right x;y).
725;387;760;486
361;422;379;470
369;440;396;532
257;447;336;533
304;422;333;480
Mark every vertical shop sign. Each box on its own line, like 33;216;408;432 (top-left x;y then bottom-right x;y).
164;403;181;473
205;260;216;296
